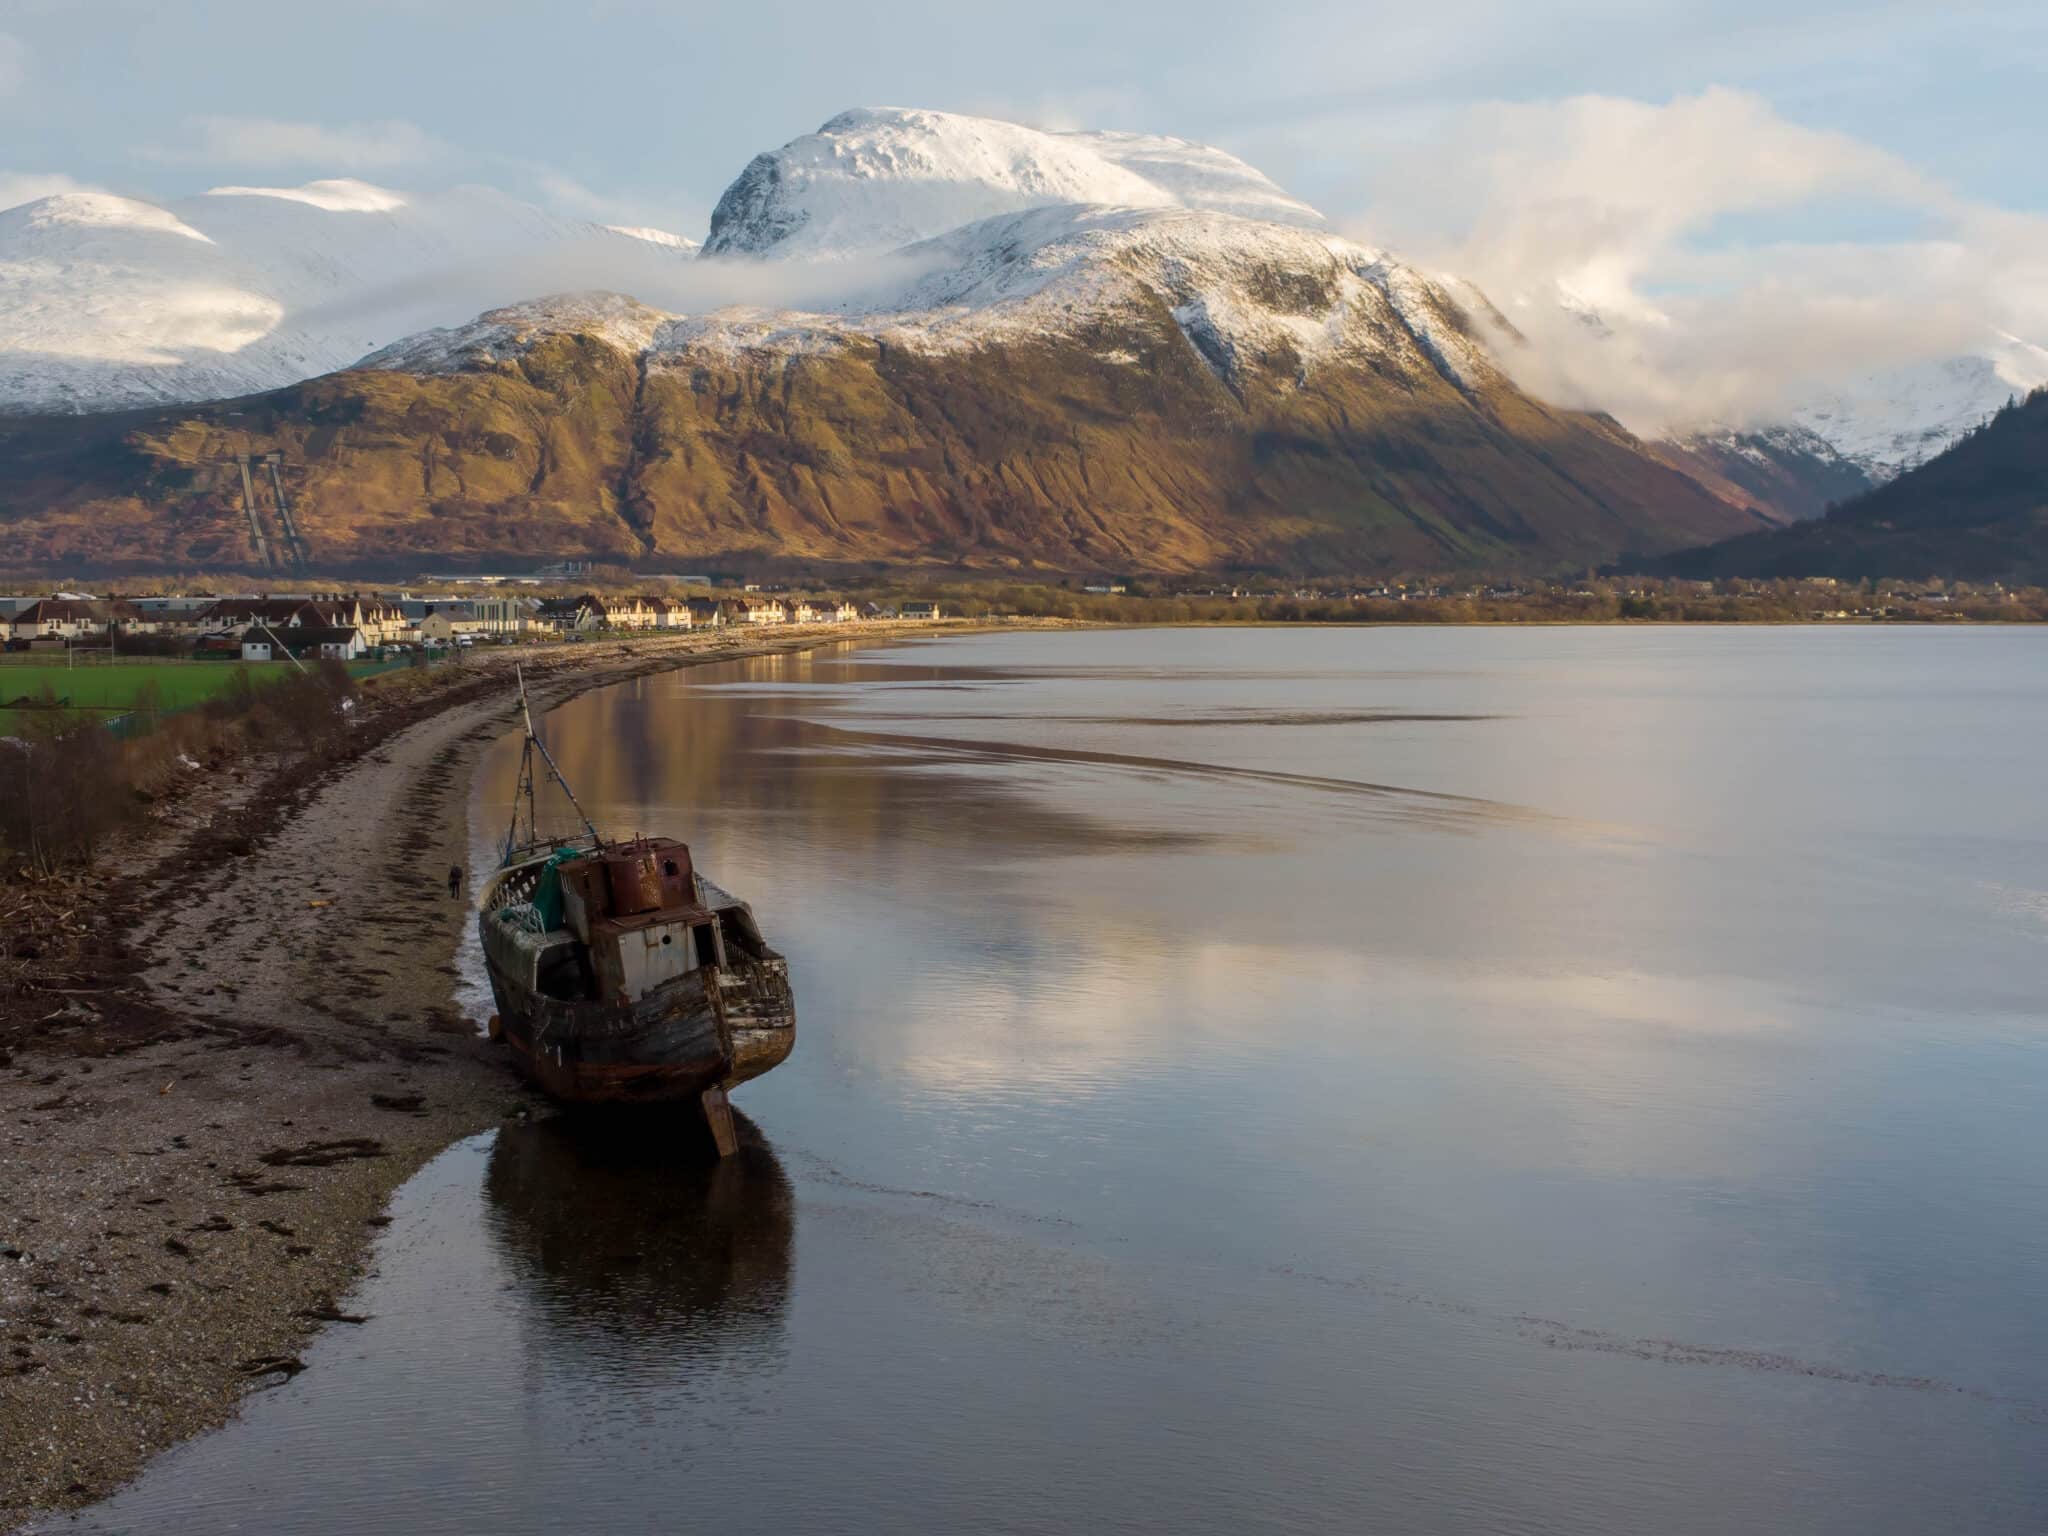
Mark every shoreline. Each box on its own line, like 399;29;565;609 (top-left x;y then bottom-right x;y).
0;618;1030;1531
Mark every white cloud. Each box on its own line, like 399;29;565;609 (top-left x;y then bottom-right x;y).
144;115;445;169
0;32;24;97
959;87;1153;135
204;178;409;213
0;170;90;211
1344;88;2048;432
528;167;702;241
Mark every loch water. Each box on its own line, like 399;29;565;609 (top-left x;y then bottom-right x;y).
63;627;2048;1534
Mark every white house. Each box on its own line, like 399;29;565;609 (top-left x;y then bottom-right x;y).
7;598;127;641
725;596;788;625
244;625;367;662
605;595;660;630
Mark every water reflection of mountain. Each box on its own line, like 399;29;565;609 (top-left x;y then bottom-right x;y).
476;649;1234;871
482;1116;794;1367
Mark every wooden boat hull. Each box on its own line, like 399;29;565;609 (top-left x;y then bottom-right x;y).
479;911;795;1106
485;957;725;1103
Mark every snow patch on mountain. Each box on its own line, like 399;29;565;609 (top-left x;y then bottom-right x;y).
1789;333;2048;478
0;182;697;413
714;201;1486;391
362;292;672;373
606;225;699;252
367;199;1502;413
22;193;213;244
704;106;1326;259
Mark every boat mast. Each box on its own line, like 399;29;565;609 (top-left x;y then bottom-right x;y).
503;664;603;860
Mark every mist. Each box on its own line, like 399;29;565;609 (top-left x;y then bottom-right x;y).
286;234;949;340
1346;89;2048;434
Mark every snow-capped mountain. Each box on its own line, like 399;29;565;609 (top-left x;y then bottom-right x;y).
703;107;1325;258
1788;333;2048;479
367;109;1498;404
373;201;1498;407
0;181;696;413
5;109;1773;575
1650;335;2048;512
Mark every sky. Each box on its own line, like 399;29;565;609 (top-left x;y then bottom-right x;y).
2;0;2044;425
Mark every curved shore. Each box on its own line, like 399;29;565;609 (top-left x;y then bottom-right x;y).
0;620;1022;1530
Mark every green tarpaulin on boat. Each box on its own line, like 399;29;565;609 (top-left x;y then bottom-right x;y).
502;847;583;932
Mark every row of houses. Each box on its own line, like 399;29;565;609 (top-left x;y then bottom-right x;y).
3;591;944;652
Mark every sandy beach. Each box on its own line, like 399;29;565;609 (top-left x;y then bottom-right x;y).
0;620;999;1531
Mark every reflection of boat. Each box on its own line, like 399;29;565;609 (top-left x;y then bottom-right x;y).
483;1115;793;1350
476;669;795;1152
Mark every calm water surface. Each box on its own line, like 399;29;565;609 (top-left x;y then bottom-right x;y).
62;627;2048;1533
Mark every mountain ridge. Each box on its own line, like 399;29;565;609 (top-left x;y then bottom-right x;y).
0;282;1766;577
1658;387;2048;581
0;104;1990;574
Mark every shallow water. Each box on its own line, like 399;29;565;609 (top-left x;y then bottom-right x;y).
63;627;2048;1533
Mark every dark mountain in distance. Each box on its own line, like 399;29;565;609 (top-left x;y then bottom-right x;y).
1657;389;2048;581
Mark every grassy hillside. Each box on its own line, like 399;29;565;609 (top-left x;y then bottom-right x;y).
0;312;1764;577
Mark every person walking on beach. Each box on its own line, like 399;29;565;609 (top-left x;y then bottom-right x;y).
448;865;463;900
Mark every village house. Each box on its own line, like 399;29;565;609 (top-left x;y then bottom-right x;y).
355;597;407;643
824;599;860;623
468;594;540;635
535;595;604;633
684;598;724;629
124;596;222;636
603;594;661;630
6;598;135;642
725;596;788;625
399;599;489;645
647;597;692;630
901;601;942;620
199;597;328;637
243;625;368;663
414;607;464;646
786;597;821;624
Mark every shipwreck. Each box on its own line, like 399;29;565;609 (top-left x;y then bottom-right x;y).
475;670;794;1154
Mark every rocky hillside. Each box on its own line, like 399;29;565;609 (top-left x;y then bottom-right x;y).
0;284;1765;576
1660;389;2048;581
1652;425;1877;524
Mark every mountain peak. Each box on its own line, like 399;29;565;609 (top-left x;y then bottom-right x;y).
8;191;213;243
704;105;1323;259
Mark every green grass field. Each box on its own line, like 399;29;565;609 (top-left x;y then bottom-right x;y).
0;660;284;713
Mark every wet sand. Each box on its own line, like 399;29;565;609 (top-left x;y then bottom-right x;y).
0;621;1023;1531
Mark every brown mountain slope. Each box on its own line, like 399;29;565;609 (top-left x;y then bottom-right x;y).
0;304;1765;577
